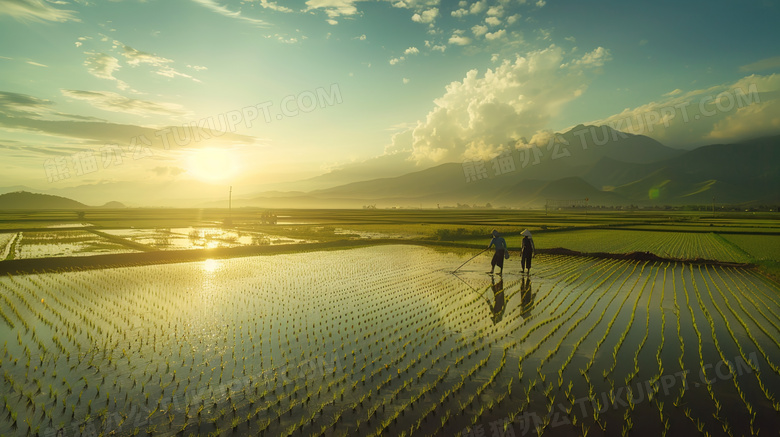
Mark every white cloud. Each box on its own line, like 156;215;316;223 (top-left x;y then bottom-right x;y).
469;0;486;14
115;41;172;67
536;0;546;7
432;44;446;52
411;7;438;23
740;56;780;73
485;29;506;40
663;88;683;97
0;0;78;23
60;89;186;116
388;0;440;9
356;34;367;40
389;57;404;65
485;16;501;26
451;8;468;17
191;0;267;26
486;5;504;16
404;46;420;55
83;52;130;91
506;14;520;24
448;34;471;46
26;60;48;67
472;25;488;36
306;0;361;18
589;74;780;147
571;46;611;67
395;45;609;164
258;0;294;12
403;78;410;84
114;41;200;82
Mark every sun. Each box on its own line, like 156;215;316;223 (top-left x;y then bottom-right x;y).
185;147;238;182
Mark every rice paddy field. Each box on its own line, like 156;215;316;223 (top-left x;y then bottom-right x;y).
0;209;779;436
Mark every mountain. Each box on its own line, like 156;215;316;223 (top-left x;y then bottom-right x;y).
0;191;88;209
553;124;683;165
609;135;780;204
243;132;778;208
99;201;127;208
0;185;38;196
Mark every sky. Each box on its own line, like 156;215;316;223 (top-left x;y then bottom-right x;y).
0;0;779;200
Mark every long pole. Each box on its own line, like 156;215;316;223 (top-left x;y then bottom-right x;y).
452;248;488;273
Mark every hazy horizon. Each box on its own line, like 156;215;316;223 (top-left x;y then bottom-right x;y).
1;0;779;205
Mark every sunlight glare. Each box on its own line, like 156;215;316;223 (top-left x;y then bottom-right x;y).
186;148;238;182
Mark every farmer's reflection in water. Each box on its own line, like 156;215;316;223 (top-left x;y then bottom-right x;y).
520;276;535;318
489;276;506;324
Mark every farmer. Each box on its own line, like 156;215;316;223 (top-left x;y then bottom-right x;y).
520;229;535;274
487;229;507;275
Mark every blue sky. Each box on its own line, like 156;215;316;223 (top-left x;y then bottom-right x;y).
0;0;778;196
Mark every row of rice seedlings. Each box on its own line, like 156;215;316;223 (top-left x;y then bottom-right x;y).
626;263;662;391
535;259;634;381
680;264;731;435
602;263;656;387
516;259;627;369
575;262;643;432
697;265;762;433
691;264;748;436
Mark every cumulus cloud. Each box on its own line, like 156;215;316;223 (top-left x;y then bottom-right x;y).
588;74;780;147
485;29;506;40
404;46;420;55
388;45;611;164
570;46;611;67
60;90;186;116
472;24;488;36
306;0;361;18
485;16;501;26
448;33;471;46
0;0;78;22
411;7;438;23
469;0;486;14
257;0;294;12
389;0;440;9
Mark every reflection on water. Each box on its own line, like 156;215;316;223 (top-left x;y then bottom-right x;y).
489;276;506;324
520;276;535;319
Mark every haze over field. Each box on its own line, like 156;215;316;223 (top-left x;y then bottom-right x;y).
0;0;779;206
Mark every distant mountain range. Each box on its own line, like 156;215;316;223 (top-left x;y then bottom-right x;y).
0;191;125;209
224;127;778;208
3;125;778;209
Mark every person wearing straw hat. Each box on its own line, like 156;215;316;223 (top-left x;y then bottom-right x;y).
487;229;507;275
520;229;535;274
